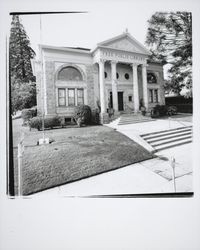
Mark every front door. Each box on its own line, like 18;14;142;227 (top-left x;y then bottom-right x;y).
109;92;113;109
118;92;124;111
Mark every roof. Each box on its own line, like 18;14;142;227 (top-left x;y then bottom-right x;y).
64;47;91;51
91;31;151;55
39;32;151;57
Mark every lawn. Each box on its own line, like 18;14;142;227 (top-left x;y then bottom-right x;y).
14;122;154;195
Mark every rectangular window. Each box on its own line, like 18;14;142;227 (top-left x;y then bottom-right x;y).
128;95;132;102
77;89;84;105
68;88;75;106
149;89;153;103
58;88;66;106
154;89;158;103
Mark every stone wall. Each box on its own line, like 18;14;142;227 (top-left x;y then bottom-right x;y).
85;64;95;109
44;61;56;116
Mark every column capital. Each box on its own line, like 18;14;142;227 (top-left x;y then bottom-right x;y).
97;58;107;64
110;60;118;65
142;63;149;68
130;62;139;68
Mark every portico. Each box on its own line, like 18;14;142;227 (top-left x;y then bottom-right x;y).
92;33;151;122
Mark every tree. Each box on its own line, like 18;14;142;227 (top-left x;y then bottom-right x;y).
11;81;36;113
146;12;192;97
9;15;36;113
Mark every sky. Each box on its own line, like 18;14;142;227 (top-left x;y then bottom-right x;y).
7;0;196;80
12;1;156;56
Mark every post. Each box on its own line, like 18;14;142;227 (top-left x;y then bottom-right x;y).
171;157;176;192
7;35;15;196
39;15;49;145
17;135;24;196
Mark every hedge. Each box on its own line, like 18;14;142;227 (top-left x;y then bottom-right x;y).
151;105;178;118
21;107;37;125
29;116;61;131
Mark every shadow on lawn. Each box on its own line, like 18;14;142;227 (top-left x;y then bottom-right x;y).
19;125;155;195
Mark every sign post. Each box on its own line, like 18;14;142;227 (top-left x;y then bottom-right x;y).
171;157;176;192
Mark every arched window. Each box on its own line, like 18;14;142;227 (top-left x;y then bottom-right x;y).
58;66;83;81
147;72;157;84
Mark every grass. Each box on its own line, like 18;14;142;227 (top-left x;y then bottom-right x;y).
13;120;154;195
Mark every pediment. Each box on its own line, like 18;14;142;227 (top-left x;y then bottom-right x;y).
98;33;150;55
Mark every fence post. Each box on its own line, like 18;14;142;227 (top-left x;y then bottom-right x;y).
17;134;24;196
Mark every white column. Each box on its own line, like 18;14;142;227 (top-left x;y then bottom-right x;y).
111;61;118;112
131;63;139;112
98;59;106;113
142;64;149;110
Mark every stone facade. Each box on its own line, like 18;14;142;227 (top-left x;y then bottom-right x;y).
33;32;165;123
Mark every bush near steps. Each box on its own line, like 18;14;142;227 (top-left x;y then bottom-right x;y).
29;116;61;131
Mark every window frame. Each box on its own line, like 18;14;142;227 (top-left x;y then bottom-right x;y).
58;88;66;106
147;72;157;84
77;88;84;106
128;95;132;102
149;89;159;103
154;89;159;103
68;88;75;106
149;89;154;103
58;66;83;81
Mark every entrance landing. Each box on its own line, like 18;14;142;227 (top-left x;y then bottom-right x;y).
117;113;155;125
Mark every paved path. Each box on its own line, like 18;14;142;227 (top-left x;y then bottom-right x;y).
32;114;193;197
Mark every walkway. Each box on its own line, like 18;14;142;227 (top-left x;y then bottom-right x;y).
31;114;193;197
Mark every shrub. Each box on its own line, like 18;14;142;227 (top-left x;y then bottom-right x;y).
151;105;179;118
29;116;61;131
151;105;168;118
21;106;37;125
167;105;177;115
73;105;92;127
91;109;100;125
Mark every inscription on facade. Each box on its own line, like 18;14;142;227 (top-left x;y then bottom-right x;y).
101;49;146;63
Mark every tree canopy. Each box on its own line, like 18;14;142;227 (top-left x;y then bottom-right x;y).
146;12;192;97
9;15;36;113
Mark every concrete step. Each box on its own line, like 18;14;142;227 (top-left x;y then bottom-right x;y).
141;126;192;138
151;134;192;147
154;138;192;152
118;115;155;125
118;120;155;125
141;127;192;140
140;126;193;152
146;131;192;143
